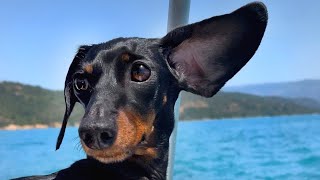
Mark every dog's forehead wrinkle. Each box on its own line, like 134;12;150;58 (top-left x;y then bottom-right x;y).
113;40;137;50
85;38;159;70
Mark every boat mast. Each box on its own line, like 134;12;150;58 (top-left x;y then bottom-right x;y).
166;0;190;179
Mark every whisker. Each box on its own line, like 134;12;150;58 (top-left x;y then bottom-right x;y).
72;136;79;142
75;141;83;152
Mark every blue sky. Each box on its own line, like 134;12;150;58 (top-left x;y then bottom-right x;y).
0;0;319;90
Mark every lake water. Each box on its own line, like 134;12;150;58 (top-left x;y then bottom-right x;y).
1;115;320;179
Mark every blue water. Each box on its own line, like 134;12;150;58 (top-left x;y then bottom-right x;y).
1;115;320;180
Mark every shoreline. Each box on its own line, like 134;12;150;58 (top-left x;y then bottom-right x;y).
1;113;319;130
181;113;320;123
0;123;60;130
0;122;80;131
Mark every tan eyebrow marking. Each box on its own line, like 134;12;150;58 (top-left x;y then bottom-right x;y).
121;53;130;62
84;64;93;74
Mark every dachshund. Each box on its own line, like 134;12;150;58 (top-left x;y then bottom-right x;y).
14;2;267;180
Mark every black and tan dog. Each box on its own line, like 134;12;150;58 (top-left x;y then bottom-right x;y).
15;2;267;180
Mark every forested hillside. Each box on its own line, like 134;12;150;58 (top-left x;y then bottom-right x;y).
0;81;319;127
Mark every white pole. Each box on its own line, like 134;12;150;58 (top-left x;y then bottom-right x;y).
166;0;190;179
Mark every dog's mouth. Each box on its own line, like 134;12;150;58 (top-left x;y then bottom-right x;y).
81;110;157;164
81;137;157;163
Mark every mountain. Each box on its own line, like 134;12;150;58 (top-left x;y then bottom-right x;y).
223;79;320;102
0;81;319;127
0;81;84;127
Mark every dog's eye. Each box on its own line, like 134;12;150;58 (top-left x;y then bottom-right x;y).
74;78;89;91
131;63;151;82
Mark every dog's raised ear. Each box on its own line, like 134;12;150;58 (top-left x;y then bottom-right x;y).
160;2;268;97
56;45;91;150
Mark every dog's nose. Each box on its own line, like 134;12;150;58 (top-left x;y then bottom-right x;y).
79;127;116;150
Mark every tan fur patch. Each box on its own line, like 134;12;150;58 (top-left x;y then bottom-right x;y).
134;147;158;159
84;64;93;74
81;109;157;163
121;53;130;62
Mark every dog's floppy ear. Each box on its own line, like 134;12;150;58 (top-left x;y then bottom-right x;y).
56;45;92;150
160;2;268;97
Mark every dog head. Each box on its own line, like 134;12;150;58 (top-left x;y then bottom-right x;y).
56;2;267;164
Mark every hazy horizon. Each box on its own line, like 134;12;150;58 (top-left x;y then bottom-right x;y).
1;78;320;91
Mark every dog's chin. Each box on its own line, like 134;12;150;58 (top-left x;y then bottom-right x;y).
91;150;133;164
81;142;135;164
81;140;158;164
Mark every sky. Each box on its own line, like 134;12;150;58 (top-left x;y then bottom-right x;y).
0;0;319;90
